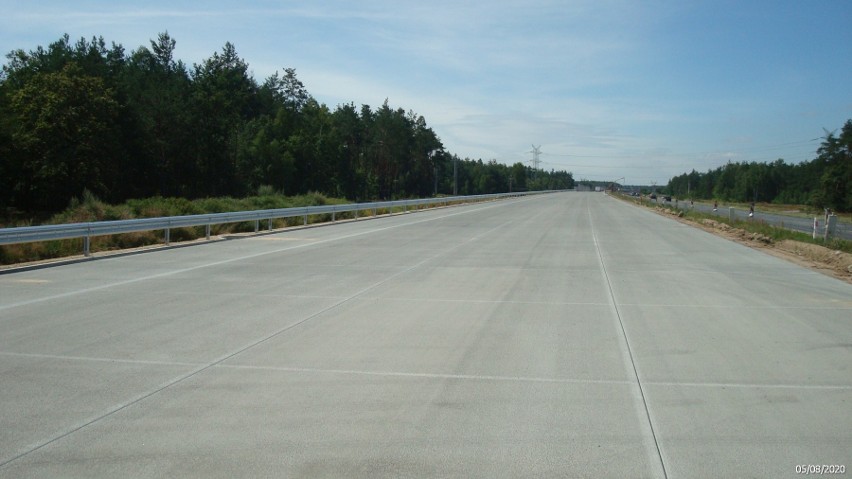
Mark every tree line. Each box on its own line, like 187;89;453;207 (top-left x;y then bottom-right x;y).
666;120;852;211
0;33;573;215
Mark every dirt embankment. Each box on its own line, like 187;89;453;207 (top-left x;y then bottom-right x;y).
654;206;852;284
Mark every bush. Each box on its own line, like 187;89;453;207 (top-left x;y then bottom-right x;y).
256;184;277;197
0;192;357;265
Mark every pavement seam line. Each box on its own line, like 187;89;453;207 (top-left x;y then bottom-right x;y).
589;196;670;479
215;366;852;390
4;351;849;391
0;206;520;469
217;364;634;385
216;365;852;390
0;351;204;368
617;302;852;310
644;380;852;391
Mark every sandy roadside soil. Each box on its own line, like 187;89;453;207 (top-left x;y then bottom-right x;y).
651;205;852;285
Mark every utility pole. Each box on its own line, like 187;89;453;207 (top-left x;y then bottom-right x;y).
453;156;458;196
430;150;437;196
434;166;438;196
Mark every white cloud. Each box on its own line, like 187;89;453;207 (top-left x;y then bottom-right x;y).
1;0;846;185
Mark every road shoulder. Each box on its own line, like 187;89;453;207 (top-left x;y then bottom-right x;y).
622;197;852;285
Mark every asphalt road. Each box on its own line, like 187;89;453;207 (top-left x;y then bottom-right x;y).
1;192;850;478
646;197;851;240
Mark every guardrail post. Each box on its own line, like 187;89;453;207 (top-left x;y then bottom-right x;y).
355;208;359;220
332;207;336;222
165;227;170;246
303;212;308;225
83;232;91;257
206;224;211;240
268;218;272;231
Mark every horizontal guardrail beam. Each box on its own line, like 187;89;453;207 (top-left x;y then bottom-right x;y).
0;192;555;255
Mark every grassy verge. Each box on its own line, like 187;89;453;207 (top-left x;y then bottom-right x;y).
0;191;354;265
617;193;852;254
683;198;852;224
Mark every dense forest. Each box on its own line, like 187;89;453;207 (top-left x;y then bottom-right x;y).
665;120;852;211
0;33;573;216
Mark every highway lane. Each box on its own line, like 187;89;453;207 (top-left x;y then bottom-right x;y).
0;192;850;478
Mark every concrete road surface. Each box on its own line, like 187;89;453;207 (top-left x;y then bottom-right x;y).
1;192;850;478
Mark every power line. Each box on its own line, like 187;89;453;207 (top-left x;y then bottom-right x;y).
538;137;819;161
477;136;823;185
539;160;656;169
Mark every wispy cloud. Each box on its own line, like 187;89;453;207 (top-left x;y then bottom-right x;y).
1;0;848;184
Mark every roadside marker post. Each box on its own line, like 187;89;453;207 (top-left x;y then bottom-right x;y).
825;215;837;240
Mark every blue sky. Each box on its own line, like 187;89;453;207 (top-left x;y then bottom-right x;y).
2;0;850;185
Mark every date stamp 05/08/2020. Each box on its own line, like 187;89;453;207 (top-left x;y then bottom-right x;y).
795;465;846;475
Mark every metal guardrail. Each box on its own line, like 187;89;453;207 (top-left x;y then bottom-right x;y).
623;193;851;241
0;192;548;256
